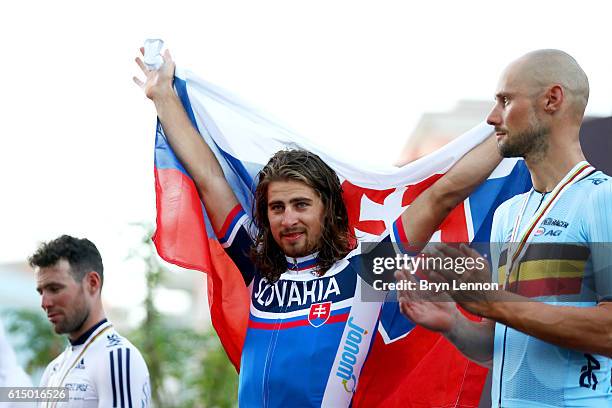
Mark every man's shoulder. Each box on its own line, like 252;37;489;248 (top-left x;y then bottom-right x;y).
42;347;68;377
88;325;146;364
579;170;612;200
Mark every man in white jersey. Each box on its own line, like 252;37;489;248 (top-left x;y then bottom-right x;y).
398;50;612;407
31;235;151;408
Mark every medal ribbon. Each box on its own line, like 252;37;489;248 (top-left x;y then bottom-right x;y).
504;161;594;288
43;323;113;408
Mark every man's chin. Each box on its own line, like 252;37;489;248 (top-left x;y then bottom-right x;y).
498;142;522;158
283;245;311;258
284;249;306;258
52;324;67;335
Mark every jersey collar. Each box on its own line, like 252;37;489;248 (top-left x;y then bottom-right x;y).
285;252;320;274
69;318;108;346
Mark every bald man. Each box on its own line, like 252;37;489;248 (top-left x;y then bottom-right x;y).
397;50;612;407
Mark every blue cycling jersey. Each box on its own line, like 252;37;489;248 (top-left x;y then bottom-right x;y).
218;205;410;407
490;170;612;407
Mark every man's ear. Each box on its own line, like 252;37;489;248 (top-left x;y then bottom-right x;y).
544;84;564;113
84;270;102;295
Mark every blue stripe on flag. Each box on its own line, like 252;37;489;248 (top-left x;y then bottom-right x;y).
469;161;532;244
380;293;416;341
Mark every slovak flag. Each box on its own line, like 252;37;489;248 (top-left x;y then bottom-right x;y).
152;68;532;407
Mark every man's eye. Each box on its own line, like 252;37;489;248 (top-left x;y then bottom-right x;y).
271;205;283;212
502;96;510;106
296;202;308;209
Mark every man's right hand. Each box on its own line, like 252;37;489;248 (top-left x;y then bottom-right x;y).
396;268;495;366
133;48;176;102
131;45;239;232
395;269;459;335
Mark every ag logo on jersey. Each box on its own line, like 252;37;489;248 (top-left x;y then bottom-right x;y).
308;302;332;327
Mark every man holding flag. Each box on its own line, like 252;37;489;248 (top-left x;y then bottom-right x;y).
398;50;612;407
134;47;526;407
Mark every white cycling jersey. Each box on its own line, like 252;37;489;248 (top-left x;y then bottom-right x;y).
39;320;150;408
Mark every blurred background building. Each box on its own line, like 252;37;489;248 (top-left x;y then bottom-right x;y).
396;100;611;173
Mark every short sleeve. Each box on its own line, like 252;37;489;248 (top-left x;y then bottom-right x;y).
215;204;257;285
95;346;151;408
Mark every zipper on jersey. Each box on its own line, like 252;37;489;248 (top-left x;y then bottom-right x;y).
262;296;287;408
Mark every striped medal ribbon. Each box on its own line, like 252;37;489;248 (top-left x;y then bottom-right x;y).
42;323;113;408
504;161;594;288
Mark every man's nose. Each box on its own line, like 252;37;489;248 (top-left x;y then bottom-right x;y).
281;208;298;227
487;105;502;127
41;292;53;311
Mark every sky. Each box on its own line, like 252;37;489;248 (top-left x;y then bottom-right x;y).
1;1;611;310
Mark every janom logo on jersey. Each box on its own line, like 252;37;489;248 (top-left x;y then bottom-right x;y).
336;317;368;393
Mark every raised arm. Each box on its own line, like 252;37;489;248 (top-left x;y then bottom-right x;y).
400;135;500;247
134;49;238;231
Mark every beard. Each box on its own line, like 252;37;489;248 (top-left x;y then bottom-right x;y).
497;119;550;160
54;294;90;335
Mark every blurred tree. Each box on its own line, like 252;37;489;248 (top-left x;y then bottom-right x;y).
2;309;64;375
128;226;239;407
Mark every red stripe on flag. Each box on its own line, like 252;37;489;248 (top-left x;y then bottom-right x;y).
153;168;249;371
353;327;487;408
153;168;211;272
402;174;443;206
208;238;249;371
440;202;469;242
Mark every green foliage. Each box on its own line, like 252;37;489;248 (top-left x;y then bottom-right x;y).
2;308;65;374
128;226;239;407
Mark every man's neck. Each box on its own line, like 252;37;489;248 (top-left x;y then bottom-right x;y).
68;309;106;345
524;134;586;192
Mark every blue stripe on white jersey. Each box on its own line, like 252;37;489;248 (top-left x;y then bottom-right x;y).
110;350;117;406
126;348;133;408
118;349;125;407
109;347;135;408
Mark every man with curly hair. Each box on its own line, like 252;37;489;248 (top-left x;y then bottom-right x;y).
31;235;151;408
134;49;502;407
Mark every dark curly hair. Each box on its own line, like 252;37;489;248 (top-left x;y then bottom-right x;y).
250;149;355;282
29;235;104;288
